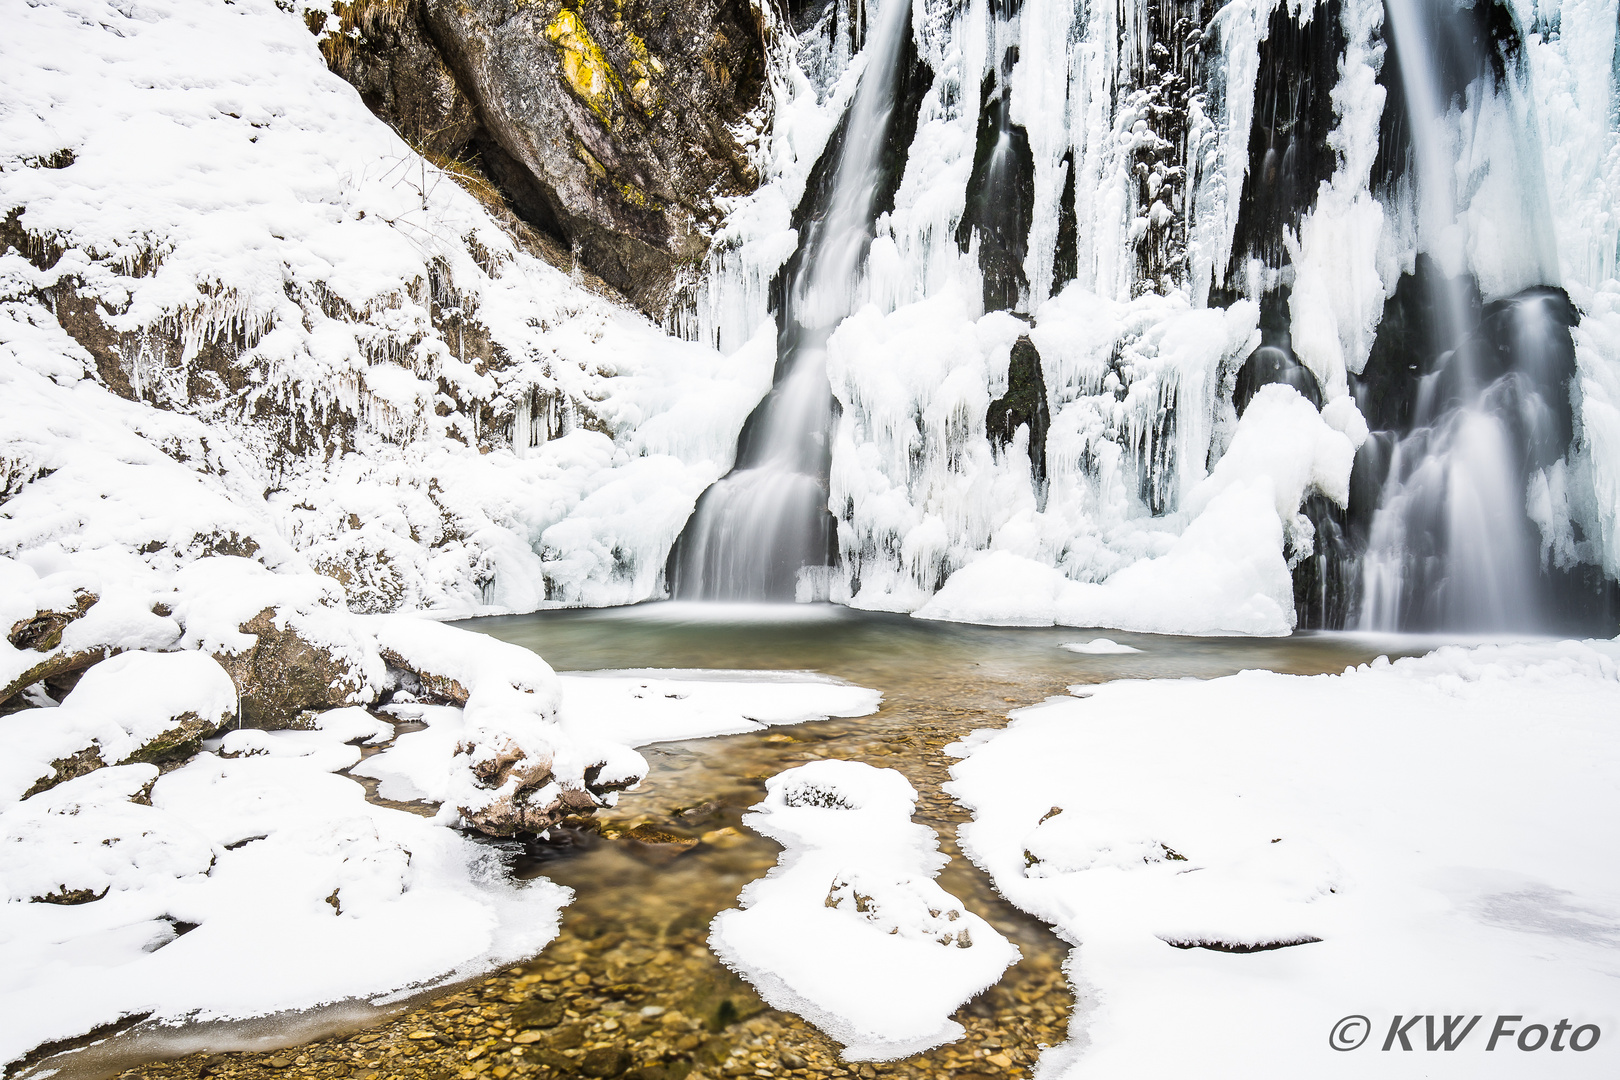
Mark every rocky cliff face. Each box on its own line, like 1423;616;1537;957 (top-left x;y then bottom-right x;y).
317;0;770;317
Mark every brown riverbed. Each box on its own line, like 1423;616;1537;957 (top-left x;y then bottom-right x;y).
24;604;1412;1080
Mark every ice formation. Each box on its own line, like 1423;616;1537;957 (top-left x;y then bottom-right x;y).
674;0;1620;634
709;760;1019;1060
947;638;1620;1078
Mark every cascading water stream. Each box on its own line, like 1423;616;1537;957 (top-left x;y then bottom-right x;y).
1354;0;1549;631
671;0;913;601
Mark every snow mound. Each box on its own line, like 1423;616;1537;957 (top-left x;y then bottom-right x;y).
710;760;1019;1061
1059;639;1141;655
947;638;1620;1078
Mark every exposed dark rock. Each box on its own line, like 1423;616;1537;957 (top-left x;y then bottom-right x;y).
1223;0;1343;283
1051;149;1078;293
1234;293;1322;415
985;335;1049;494
22;744;108;800
313;0;769;316
379;646;470;705
314;0;480;160
212;607;373;729
582;1045;634;1077
0;647;112;711
958;55;1035;313
8;590;98;652
30;884;110;906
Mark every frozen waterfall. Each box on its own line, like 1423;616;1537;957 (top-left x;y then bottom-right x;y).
668;0;1620;635
669;0;915;601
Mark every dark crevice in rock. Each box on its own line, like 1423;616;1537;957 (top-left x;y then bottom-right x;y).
957;53;1035;314
1222;0;1343;288
1051;149;1079;294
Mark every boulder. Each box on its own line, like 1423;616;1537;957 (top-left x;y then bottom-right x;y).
371;614;643;835
208;606;376;729
4;651;238;802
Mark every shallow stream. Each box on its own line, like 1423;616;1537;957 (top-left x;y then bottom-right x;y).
27;605;1415;1080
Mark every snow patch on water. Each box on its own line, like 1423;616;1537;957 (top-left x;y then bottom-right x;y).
710;760;1018;1060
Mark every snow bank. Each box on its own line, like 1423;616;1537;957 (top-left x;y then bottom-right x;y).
0;714;571;1071
948;638;1620;1078
710;760;1018;1061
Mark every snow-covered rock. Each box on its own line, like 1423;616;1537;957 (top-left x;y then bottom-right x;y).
710;760;1019;1061
0;716;572;1071
1;0;773;618
0;651;236;803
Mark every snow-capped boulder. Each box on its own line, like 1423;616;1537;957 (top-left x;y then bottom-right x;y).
170;559;385;729
0;564;183;709
372;614;645;835
0;650;237;802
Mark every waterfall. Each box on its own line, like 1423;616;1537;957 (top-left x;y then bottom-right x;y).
1352;0;1554;632
668;0;1619;635
670;0;914;601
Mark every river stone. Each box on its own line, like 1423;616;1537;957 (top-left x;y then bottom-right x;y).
512;998;566;1029
581;1046;633;1077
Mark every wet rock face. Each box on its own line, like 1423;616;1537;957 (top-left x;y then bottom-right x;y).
321;0;769;316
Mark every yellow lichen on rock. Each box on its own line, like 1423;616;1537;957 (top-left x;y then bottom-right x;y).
544;8;620;125
614;178;662;212
622;31;663;114
573;140;608;179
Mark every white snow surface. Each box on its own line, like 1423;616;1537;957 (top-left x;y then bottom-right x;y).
0;715;572;1070
709;760;1019;1061
947;638;1620;1077
1;0;773;617
1060;638;1141;655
